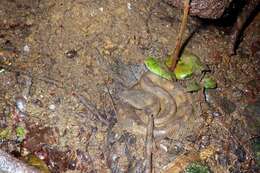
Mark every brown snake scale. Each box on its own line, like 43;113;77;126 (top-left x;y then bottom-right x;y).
117;72;194;139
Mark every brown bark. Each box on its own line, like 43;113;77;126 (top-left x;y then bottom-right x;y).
170;0;190;71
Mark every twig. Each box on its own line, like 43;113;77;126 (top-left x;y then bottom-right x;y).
74;93;110;126
144;114;154;173
169;0;190;71
104;84;117;117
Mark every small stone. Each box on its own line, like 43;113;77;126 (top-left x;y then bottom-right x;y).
212;111;221;117
99;7;104;12
65;49;78;59
48;104;56;110
159;143;168;152
23;45;30;53
200;135;210;148
16;96;27;113
127;3;132;10
91;126;98;133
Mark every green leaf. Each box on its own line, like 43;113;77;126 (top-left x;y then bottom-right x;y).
186;81;201;92
144;57;174;80
203;77;217;89
174;52;205;80
16;126;26;141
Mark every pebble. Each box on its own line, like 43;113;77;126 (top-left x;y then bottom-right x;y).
212;111;221;117
15;96;27;113
65;50;77;59
23;45;30;53
91;126;98;133
48;104;56;110
159;143;168;152
99;7;104;12
127;3;132;10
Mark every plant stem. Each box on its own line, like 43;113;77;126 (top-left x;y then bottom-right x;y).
145;114;154;173
169;0;190;71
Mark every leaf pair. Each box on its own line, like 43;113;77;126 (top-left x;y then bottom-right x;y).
145;52;206;80
144;52;217;92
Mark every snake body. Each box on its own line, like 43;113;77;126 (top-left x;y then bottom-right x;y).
118;72;193;139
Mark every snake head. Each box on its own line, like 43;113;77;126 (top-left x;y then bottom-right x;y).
120;89;157;109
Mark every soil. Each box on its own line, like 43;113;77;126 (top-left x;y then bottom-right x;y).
0;0;259;172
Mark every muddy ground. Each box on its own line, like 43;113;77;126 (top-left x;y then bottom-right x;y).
0;0;259;172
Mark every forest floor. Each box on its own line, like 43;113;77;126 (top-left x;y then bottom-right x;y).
0;0;259;172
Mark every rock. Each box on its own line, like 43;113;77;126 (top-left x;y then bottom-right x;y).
15;96;27;113
23;45;30;53
166;0;231;19
0;150;40;173
48;104;56;111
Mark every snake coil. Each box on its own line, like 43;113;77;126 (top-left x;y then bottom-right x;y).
118;72;194;139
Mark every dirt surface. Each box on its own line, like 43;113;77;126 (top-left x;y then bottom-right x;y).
0;0;259;172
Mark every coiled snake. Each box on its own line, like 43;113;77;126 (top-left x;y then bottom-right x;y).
117;72;194;139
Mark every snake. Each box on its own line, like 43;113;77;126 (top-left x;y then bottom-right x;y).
117;71;193;139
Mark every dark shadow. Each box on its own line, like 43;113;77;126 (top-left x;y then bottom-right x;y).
232;3;260;52
179;23;203;55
